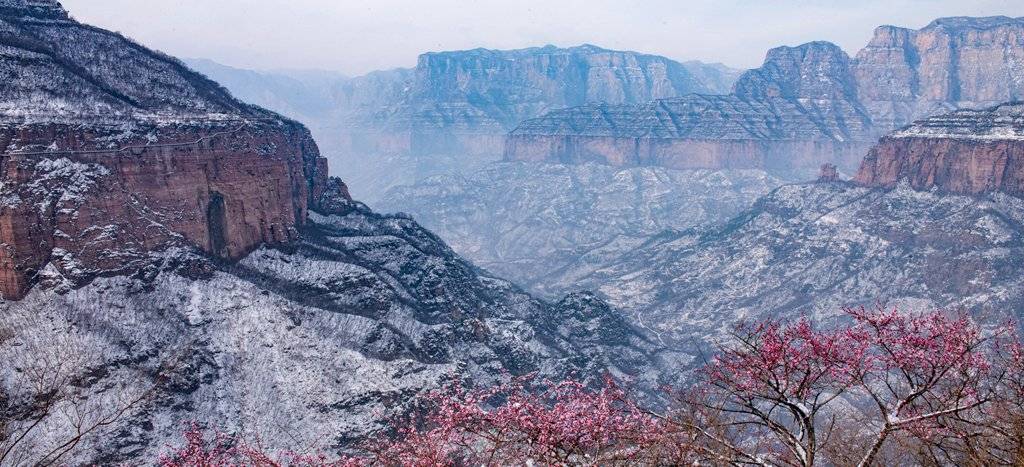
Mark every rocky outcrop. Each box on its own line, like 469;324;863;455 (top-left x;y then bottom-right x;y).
508;16;1024;173
0;1;328;298
506;42;875;172
854;102;1024;194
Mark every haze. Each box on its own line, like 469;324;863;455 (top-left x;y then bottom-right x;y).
61;0;1020;75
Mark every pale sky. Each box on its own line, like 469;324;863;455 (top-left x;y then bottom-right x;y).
61;0;1022;76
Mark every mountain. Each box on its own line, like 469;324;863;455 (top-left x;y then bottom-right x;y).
854;16;1024;129
557;181;1024;352
378;162;785;295
182;58;348;123
0;0;329;299
539;104;1024;352
192;47;743;203
506;41;876;173
855;101;1024;194
508;16;1024;173
2;193;672;463
0;2;670;463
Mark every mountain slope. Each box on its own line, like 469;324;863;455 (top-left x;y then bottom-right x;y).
379;162;786;296
563;182;1024;351
0;2;669;463
2;197;673;463
0;1;270;121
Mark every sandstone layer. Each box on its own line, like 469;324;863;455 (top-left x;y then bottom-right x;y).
855;102;1024;194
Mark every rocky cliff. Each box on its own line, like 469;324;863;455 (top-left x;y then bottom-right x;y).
0;1;329;299
0;2;673;463
506;42;875;172
196;47;740;203
507;16;1024;173
855;102;1024;194
853;16;1024;129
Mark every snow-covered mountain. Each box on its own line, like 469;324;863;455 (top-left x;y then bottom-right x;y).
378;162;787;296
0;2;673;463
2;194;674;463
558;181;1024;352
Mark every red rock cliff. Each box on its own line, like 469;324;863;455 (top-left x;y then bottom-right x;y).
854;102;1024;194
0;120;330;299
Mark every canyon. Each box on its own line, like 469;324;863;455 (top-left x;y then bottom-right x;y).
3;1;1024;463
380;16;1024;300
189;46;741;202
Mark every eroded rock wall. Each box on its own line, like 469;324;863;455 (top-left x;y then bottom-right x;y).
0;120;328;299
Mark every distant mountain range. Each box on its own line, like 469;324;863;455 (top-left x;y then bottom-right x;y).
187;46;742;202
508;17;1024;173
379;16;1024;303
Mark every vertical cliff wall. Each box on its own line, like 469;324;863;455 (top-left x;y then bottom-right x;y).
0;121;329;299
506;16;1024;173
0;1;332;299
855;102;1024;194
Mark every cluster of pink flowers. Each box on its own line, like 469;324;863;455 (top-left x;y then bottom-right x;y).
368;376;676;465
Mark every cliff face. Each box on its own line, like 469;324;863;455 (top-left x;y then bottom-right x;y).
854;102;1024;194
506;42;875;171
336;46;682;165
507;16;1024;173
853;17;1024;128
0;1;329;298
193;47;742;203
0;121;327;299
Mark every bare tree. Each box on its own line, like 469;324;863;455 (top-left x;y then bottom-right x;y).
0;323;182;466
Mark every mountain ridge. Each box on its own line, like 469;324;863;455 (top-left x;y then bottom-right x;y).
506;16;1024;173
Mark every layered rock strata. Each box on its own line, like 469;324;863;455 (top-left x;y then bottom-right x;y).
507;16;1024;173
506;42;876;172
0;1;329;298
855;102;1024;194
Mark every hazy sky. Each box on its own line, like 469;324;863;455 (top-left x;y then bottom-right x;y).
61;0;1022;76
